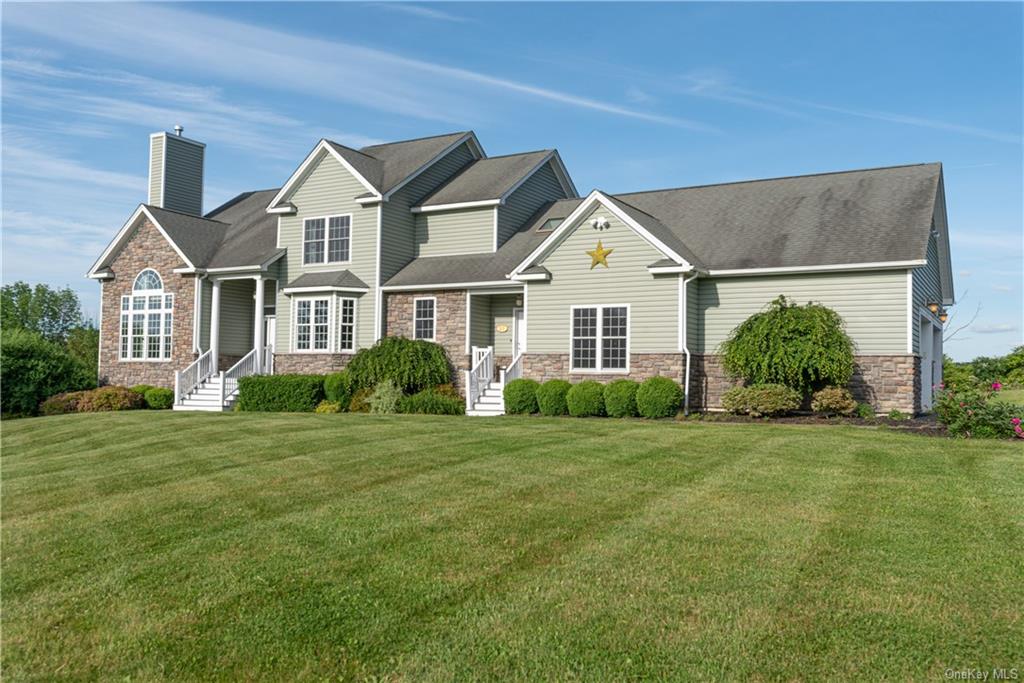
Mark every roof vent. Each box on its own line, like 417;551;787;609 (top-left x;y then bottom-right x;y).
173;124;184;137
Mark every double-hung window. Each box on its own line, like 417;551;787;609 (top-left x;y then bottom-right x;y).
414;298;435;341
571;305;628;371
338;298;355;352
120;269;173;361
294;297;331;351
303;215;351;265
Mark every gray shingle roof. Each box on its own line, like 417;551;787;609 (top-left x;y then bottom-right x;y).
133;206;227;268
284;270;369;291
613;162;942;270
415;151;552;207
357;131;472;194
204;189;282;268
602;194;706;269
324;142;384;191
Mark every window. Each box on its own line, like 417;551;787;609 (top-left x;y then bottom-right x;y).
303;215;351;265
539;217;564;232
571;305;628;371
414;298;435;340
339;298;355;352
294;297;332;351
120;269;173;361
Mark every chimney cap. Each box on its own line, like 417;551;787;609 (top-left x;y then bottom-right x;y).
173;124;184;136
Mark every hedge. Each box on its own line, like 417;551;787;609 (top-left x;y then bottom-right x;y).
324;371;355;408
346;337;450;393
504;378;540;415
636;377;683;418
536;379;571;416
566;381;605;417
399;387;466;415
237;375;324;412
721;384;801;417
604;379;639;418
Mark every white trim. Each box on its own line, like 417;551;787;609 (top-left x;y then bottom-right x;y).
708;260;927;277
381;280;513;292
374;202;383;342
281;285;369;295
509;190;689;277
192;275;203;353
97;282;104;382
355;195;383;206
510;272;549;282
522;285;529;353
291;295;336;353
907;269;914;354
119;273;175;363
338;296;358;353
88;269;114;280
158;133;166;208
87;205;196;277
411;199;501;214
649;265;691;275
268;204;296;215
301;213;353;267
680;272;698;415
413;296;437;341
568;304;631;374
267;140;381;212
275;215;282;248
512;307;525;358
382;132;485;201
465;291;472;355
148;133;162;206
492;207;499;252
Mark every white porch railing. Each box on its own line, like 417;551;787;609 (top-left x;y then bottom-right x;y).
465;345;494;412
175;349;214;405
261;344;275;376
220;345;272;404
499;353;523;386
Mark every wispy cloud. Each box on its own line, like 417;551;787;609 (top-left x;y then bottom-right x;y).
373;3;471;23
973;324;1019;335
992;284;1013;292
959;270;973;277
3;3;712;131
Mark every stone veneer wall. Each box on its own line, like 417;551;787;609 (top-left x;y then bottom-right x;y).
521;353;684;384
273;354;353;375
385;290;469;391
99;218;196;389
689;354;921;414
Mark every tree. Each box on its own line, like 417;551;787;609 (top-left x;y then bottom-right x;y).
66;324;100;380
1;281;86;343
719;296;855;394
1;328;96;416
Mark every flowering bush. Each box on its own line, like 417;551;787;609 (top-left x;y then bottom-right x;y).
934;383;1023;439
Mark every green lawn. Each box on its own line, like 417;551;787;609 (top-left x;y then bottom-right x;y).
993;387;1024;404
3;413;1021;680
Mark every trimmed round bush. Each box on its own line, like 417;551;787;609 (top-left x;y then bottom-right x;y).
76;386;145;412
1;327;95;416
398;387;465;415
566;381;605;417
604;379;640;418
315;400;342;414
143;387;174;410
324;371;355;408
721;384;800;417
536;379;571;416
810;386;857;415
504;378;540;415
346;337;450;394
636;377;683;418
130;384;156;397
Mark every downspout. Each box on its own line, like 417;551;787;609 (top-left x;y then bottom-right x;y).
681;271;699;415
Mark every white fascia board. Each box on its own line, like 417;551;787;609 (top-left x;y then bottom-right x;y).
380;280;512;292
282;285;369;295
355;196;384;205
410;199;501;214
706;260;927;277
87;205;196;278
648;265;693;275
267;140;381;212
88;270;114;280
267;204;296;215
510;272;550;281
382;132;483;201
509;191;688;277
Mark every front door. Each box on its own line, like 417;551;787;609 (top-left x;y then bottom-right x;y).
512;308;525;357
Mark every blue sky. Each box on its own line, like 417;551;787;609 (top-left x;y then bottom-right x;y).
2;2;1021;360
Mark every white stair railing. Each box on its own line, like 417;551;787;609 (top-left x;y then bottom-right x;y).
222;346;268;401
175;349;214;405
499;353;523;387
465;346;494;411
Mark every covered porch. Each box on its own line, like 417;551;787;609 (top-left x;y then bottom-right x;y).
464;287;526;415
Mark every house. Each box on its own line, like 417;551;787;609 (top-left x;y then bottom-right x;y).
88;128;954;414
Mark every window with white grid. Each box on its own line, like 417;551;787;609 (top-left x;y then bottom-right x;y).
571;305;629;372
119;269;173;361
339;298;355;351
414;298;435;340
294;297;333;352
303;214;351;265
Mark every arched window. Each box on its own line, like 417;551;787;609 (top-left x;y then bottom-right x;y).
120;269;173;361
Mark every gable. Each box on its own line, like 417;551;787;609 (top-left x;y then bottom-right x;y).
497;161;568;248
539;203;667;274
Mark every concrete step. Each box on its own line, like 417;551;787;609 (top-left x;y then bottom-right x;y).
173;403;231;412
476;395;503;405
467;409;504;417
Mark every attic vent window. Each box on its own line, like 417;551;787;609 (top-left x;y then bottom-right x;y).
539;217;564;232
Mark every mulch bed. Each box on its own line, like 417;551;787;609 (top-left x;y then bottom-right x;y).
684;412;949;437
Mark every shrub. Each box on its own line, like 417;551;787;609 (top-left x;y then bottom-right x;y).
130;384;156;397
39;390;89;416
810;386;857;416
536;379;572;416
503;378;540;415
315;400;342;414
346;337;450;394
143;387;174;410
720;296;855;394
566;381;606;417
324;371;355;408
1;328;95;416
76;386;145;412
237;374;324;412
721;384;800;417
348;387;373;413
887;409;910;421
604;379;640;418
369;379;402;414
636;377;683;419
855;402;875;420
935;384;1023;438
399;387;466;415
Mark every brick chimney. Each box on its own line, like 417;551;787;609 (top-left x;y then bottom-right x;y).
148;126;205;216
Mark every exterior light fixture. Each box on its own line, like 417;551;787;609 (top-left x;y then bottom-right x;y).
939;311;948;323
927;302;940;314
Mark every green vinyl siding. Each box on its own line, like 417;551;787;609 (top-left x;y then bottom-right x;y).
912;232;943;354
695;270;909;355
497;162;568;248
381;142;476;282
526;204;678;354
275;152;378;351
685;275;698;350
490;294;519;356
415;207;494;257
218;279;254;356
469;295;492;349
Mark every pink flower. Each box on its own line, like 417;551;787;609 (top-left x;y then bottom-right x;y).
960;402;966;408
992;382;1002;391
1013;417;1022;426
940;383;945;389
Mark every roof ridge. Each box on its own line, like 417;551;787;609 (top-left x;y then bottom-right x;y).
145;204;229;225
205;188;280;218
614;162;942;198
359;130;470;150
325;139;382;162
476;149;553;161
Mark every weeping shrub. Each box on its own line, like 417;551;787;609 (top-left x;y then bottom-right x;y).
604;379;640;418
536;379;572;416
720;296;854;394
504;378;540;415
346;337;450;394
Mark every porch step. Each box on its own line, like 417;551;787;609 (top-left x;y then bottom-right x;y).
174;376;238;412
467;381;506;416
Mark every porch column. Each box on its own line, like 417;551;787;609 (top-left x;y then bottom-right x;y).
210;278;221;369
253;276;265;372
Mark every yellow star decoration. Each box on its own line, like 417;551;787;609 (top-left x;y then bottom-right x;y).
587;240;614;270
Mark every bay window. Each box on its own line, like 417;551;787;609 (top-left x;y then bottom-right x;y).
292;296;356;352
571;305;628;371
